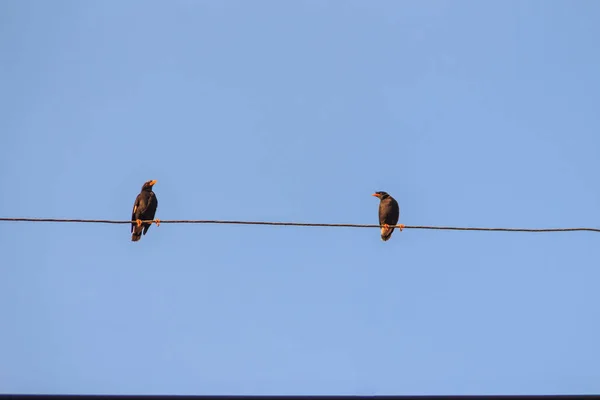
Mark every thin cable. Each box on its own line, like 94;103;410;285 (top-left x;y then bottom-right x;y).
0;217;598;233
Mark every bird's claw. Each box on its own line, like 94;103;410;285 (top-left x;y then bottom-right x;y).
136;219;142;228
383;223;390;229
398;224;405;231
154;219;160;227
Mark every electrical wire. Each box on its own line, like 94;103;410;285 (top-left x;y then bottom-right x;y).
1;217;598;233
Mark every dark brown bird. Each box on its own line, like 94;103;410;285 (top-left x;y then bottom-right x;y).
131;180;159;242
372;191;403;241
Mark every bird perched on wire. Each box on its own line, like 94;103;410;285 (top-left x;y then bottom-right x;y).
131;180;159;242
372;191;403;241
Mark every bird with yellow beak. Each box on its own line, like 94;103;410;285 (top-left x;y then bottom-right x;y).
372;191;403;241
131;179;159;242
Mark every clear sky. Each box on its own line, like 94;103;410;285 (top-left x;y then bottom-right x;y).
1;0;599;396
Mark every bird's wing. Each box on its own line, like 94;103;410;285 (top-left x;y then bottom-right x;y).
378;201;388;226
131;193;143;232
379;198;400;226
388;198;400;225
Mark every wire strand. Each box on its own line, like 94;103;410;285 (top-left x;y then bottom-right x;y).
0;217;598;233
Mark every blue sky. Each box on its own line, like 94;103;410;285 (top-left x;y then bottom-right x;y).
1;0;600;395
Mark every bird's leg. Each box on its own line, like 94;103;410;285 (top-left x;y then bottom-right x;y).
154;219;161;227
136;219;142;228
383;223;390;229
398;224;405;231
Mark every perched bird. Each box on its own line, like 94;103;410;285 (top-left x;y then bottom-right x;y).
131;180;159;242
372;191;403;241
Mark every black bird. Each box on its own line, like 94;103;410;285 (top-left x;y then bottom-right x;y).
372;191;403;241
131;179;159;242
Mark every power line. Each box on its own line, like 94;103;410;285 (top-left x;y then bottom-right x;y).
0;217;599;233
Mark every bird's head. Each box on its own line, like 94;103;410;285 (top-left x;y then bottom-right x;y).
142;180;157;191
372;191;390;200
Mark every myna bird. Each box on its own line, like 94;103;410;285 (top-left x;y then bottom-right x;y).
131;180;159;242
372;191;403;241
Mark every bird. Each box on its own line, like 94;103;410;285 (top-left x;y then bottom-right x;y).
372;191;403;241
131;179;159;242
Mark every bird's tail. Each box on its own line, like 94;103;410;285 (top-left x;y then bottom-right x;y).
381;226;394;241
132;225;143;242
